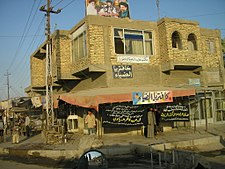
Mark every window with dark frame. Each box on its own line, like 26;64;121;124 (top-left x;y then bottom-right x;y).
114;28;153;55
72;31;87;63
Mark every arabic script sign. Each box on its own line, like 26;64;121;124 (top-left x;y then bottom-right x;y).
117;56;149;63
161;104;190;121
101;103;146;127
133;91;173;105
112;65;133;78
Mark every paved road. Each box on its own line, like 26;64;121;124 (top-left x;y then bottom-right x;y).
1;152;225;169
0;155;77;169
0;159;54;169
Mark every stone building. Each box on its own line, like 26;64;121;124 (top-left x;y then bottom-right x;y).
27;15;225;136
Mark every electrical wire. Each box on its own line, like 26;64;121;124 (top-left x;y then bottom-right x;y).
180;12;225;19
61;0;76;9
13;16;45;90
53;0;64;8
6;0;44;99
7;0;37;71
0;35;44;38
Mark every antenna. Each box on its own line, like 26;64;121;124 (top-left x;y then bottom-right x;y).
156;0;160;20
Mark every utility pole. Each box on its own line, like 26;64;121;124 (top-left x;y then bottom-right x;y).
40;1;61;134
4;70;11;135
4;70;11;100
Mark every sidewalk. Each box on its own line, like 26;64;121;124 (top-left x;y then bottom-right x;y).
0;123;224;159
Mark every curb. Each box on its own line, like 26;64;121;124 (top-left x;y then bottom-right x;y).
0;146;83;160
100;136;223;156
0;135;224;159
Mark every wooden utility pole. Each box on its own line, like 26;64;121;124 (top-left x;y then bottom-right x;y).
40;0;61;134
4;71;11;100
4;70;11;135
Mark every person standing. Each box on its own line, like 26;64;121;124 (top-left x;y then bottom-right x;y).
2;112;7;135
85;110;96;135
25;115;30;137
154;108;162;134
147;108;156;138
0;118;4;142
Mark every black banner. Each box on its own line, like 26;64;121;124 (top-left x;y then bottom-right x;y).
161;104;189;121
101;103;146;127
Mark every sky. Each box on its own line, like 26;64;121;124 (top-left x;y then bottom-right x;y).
0;0;225;101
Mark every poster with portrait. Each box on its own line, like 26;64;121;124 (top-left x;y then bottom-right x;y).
85;0;130;19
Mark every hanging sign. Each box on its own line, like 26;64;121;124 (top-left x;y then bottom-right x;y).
133;91;173;105
101;102;146;127
161;104;190;121
117;56;150;63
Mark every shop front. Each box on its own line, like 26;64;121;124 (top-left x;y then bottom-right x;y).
54;86;196;137
189;89;225;127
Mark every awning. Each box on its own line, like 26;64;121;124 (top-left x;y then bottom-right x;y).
54;86;196;111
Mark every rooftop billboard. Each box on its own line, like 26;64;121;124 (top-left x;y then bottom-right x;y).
86;0;130;18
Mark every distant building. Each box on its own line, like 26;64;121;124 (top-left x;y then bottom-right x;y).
27;15;225;136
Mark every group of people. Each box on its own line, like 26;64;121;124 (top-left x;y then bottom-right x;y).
16;114;31;137
87;0;130;18
0;113;31;143
146;108;162;138
85;107;162;138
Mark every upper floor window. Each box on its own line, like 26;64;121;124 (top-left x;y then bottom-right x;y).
172;31;182;49
188;33;197;51
114;28;153;55
72;25;87;63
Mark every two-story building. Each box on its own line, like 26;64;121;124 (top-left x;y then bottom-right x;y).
26;15;225;136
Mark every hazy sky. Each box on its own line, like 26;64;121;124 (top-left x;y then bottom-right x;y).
0;0;225;101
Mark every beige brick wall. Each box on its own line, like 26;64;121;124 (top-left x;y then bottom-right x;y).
51;30;72;80
157;18;223;87
29;16;224;96
201;29;221;68
89;25;105;64
31;56;45;87
159;18;203;63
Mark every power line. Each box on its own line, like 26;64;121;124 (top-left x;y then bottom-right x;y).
0;35;44;38
11;16;45;76
8;9;46;97
7;0;37;71
61;0;76;9
179;12;225;19
10;86;23;98
53;0;64;8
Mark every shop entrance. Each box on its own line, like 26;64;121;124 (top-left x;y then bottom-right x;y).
190;92;213;126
